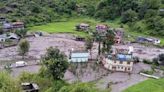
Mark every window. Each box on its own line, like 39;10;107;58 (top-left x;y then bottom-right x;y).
128;68;131;70
118;66;120;69
120;61;123;64
127;62;130;64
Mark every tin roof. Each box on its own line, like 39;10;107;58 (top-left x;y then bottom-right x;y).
71;52;89;58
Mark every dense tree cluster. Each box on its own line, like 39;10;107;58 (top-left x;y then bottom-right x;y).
94;0;163;37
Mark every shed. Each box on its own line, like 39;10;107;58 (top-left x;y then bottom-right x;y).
96;24;108;32
12;21;24;30
76;23;89;31
7;33;20;40
70;52;89;62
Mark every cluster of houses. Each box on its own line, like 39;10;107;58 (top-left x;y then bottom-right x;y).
0;18;25;48
76;23;124;44
72;23;134;72
0;17;24;31
2;21;24;31
68;46;134;72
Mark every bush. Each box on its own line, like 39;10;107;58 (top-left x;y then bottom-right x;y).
133;56;140;63
143;59;152;64
152;58;159;66
140;70;154;75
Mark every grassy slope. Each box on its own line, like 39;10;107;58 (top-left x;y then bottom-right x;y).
29;17;100;37
29;17;164;46
123;78;164;92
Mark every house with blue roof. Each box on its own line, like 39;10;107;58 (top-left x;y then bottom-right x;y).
69;51;89;62
102;48;134;72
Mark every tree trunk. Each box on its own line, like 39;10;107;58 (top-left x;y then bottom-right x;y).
90;49;92;60
98;41;101;55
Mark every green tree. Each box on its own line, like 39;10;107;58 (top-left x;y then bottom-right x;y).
121;9;138;23
158;54;164;65
15;29;27;38
102;29;115;54
42;47;69;80
94;32;103;55
85;36;94;60
144;9;157;19
18;39;30;59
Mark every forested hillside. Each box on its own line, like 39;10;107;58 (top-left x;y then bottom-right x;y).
0;0;163;37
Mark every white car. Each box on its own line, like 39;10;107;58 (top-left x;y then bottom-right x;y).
15;61;27;67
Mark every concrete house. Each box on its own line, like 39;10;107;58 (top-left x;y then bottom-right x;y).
7;33;20;40
12;21;24;30
76;23;90;31
2;22;12;31
96;24;109;35
102;48;134;72
69;51;89;62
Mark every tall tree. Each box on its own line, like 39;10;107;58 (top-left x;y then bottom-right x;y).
121;9;138;23
85;36;94;60
102;29;115;54
42;47;69;80
94;32;103;55
18;39;30;59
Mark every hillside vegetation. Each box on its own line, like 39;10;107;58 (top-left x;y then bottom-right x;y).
0;0;163;37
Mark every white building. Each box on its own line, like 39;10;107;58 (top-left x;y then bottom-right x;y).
103;54;133;72
69;51;89;62
102;48;134;72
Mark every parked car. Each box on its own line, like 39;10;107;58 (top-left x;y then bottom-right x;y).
15;61;27;67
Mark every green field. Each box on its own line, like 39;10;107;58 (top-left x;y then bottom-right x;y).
29;17;121;37
29;17;164;46
123;78;164;92
29;17;99;37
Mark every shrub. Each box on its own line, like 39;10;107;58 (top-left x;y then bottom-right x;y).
143;59;152;64
152;58;159;66
140;70;154;75
133;56;140;63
